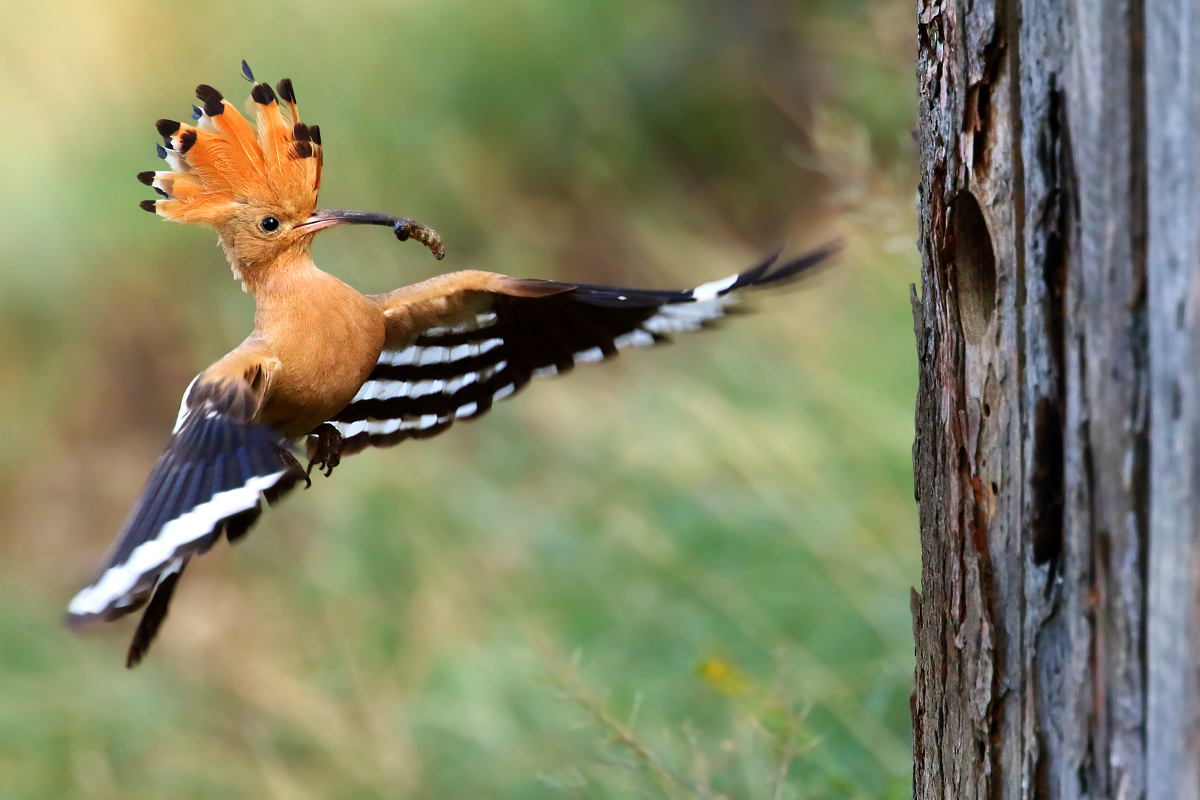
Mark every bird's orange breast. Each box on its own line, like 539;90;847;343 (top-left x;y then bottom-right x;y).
255;269;386;438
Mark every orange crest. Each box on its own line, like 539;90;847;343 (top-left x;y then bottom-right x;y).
138;69;323;227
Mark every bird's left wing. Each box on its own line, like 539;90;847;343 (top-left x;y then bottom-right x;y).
67;351;304;667
323;244;836;459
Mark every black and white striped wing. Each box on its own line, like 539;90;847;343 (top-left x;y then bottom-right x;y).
330;245;834;456
67;378;302;666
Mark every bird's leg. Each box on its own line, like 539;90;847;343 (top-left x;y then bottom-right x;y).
273;446;312;490
394;219;445;261
305;423;343;478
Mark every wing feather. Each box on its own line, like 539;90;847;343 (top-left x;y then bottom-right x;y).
324;244;836;457
67;352;305;666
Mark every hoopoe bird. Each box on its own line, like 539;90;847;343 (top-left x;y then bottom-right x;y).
66;63;838;668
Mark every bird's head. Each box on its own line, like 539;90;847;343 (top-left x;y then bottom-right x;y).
138;64;436;285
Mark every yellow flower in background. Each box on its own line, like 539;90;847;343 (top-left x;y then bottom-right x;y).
697;658;753;696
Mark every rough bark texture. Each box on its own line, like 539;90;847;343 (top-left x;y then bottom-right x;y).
913;0;1200;796
1145;2;1200;798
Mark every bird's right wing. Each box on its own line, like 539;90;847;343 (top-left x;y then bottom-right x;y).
66;346;304;667
326;244;837;457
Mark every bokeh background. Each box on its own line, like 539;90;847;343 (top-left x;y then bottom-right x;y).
0;1;917;797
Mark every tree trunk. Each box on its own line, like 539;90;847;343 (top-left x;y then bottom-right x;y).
911;0;1200;797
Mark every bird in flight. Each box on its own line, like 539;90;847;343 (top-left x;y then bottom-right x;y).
66;62;838;668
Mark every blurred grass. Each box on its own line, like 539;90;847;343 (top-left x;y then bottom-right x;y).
0;0;918;797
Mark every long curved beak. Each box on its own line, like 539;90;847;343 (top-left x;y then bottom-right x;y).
294;209;445;260
294;209;397;234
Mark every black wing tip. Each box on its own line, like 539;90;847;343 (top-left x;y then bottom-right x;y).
68;408;292;652
727;246;782;290
262;466;305;506
746;239;843;289
221;505;264;544
124;566;185;669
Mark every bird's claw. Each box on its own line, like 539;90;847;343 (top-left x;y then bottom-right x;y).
305;424;343;478
274;446;312;490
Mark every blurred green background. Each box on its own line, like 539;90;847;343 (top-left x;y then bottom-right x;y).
0;0;918;797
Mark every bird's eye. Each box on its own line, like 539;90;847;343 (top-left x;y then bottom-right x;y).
260;216;280;233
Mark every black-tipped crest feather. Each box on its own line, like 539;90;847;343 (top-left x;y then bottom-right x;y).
276;78;296;104
251;82;277;105
156;119;181;139
195;84;225;116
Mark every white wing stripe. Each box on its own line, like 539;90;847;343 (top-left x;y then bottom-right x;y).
335;413;467;438
379;348;418;366
421;312;498;338
341;282;743;444
418;346;450;365
445;371;481;394
449;343;475;361
691;273;738;301
409;379;445;398
614;329;656;349
332;419;368;438
348;360;510;405
171;375;201;434
376;337;505;369
642;300;727;333
67;471;288;617
575;346;605;363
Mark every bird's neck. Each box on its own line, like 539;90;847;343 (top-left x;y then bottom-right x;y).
243;248;386;433
249;249;359;331
247;247;318;294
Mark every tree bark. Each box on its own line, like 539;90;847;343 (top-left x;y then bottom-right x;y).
912;0;1200;797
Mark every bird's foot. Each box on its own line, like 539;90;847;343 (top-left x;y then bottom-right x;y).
274;446;312;490
394;218;445;260
306;423;343;478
